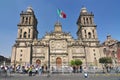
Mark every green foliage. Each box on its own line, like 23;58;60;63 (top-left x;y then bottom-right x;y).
75;59;82;66
99;57;112;64
70;59;82;66
70;60;75;66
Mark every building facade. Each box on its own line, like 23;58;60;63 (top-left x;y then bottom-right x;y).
0;55;11;66
11;7;104;68
102;35;120;66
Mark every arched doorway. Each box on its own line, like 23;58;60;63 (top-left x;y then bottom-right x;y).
56;57;62;67
36;59;41;65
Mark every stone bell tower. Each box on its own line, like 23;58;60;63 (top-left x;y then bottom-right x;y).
17;6;38;42
11;7;38;66
76;7;101;66
77;7;99;46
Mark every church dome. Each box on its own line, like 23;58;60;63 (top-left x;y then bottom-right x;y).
81;7;87;13
26;6;33;13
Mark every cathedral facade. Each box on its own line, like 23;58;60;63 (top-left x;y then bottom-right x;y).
11;7;104;68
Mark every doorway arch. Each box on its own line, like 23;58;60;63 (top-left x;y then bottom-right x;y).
36;59;41;65
56;57;62;67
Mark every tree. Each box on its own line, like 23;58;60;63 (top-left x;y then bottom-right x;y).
75;59;82;66
99;57;112;64
99;57;112;72
70;60;75;66
70;59;82;66
70;59;82;73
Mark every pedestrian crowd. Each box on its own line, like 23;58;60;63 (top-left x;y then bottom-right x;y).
0;65;13;76
0;64;48;76
15;64;48;76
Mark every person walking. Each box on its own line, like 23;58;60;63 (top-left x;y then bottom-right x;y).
38;66;42;75
80;66;82;73
29;66;32;76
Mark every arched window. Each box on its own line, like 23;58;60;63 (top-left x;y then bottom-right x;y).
85;35;87;38
90;17;92;24
84;30;86;34
25;17;28;24
20;35;22;38
92;30;94;34
92;30;95;38
86;18;89;24
24;32;27;38
28;34;30;38
29;17;31;24
20;29;22;33
22;17;24;24
83;17;85;24
88;32;91;38
29;29;30;33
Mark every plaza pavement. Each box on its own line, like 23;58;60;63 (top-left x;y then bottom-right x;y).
0;73;120;80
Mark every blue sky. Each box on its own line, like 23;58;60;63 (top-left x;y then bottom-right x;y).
0;0;120;57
